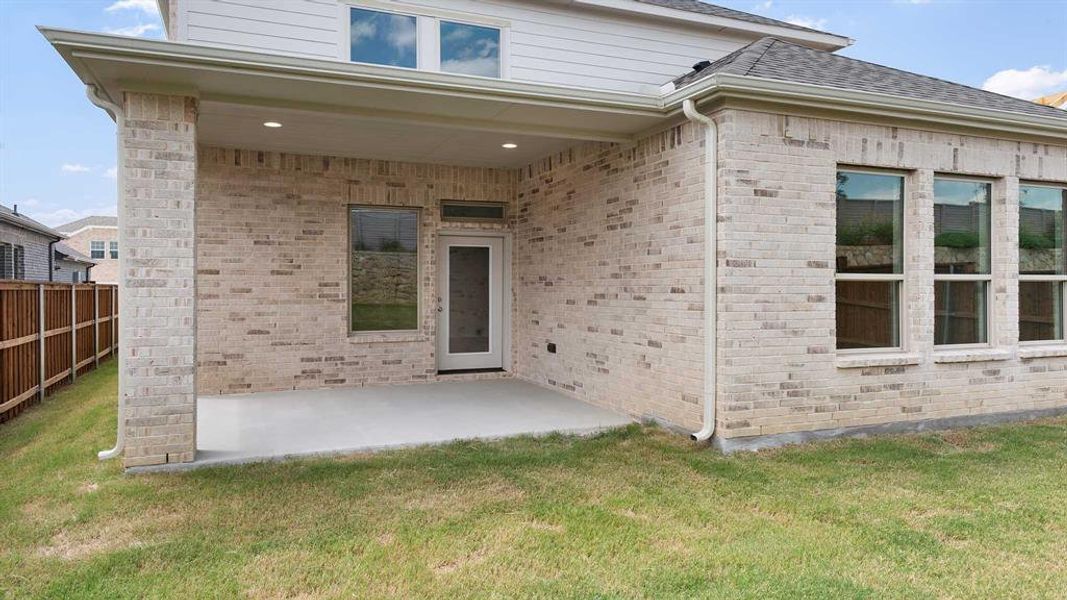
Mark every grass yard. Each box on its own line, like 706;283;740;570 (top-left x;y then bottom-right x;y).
2;362;1066;599
351;302;419;331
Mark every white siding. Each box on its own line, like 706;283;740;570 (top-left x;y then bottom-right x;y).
171;0;762;93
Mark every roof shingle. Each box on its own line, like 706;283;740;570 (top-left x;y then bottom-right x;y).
56;215;118;233
633;0;839;36
672;37;1067;120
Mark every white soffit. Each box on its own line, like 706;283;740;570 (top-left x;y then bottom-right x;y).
198;101;578;168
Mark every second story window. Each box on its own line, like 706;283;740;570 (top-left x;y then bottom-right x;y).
440;21;500;77
109;241;119;259
90;240;105;260
350;7;417;69
347;5;505;78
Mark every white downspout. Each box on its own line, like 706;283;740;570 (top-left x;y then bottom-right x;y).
682;99;718;442
86;85;126;461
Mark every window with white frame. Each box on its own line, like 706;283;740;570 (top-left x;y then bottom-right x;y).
1019;183;1067;342
835;169;905;351
90;240;105;260
347;4;504;78
109;240;118;259
933;177;992;346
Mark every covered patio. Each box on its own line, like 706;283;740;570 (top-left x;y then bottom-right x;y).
186;379;633;470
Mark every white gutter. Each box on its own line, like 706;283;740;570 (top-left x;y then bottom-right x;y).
85;84;126;462
682;99;718;442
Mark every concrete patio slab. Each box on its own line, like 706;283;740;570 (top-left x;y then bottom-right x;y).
183;379;632;469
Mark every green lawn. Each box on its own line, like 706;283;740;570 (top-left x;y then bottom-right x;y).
351;302;419;331
2;362;1066;599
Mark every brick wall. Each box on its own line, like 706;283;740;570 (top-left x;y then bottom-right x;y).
64;226;119;284
514;123;707;430
195;148;515;394
715;109;1067;442
120;92;198;468
0;221;53;281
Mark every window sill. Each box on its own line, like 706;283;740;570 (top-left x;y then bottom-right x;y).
1018;344;1067;359
933;348;1012;363
836;352;921;369
348;331;427;344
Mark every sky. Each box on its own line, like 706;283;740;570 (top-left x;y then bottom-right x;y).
0;0;1065;227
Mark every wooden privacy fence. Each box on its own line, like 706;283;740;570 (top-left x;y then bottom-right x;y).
0;281;118;423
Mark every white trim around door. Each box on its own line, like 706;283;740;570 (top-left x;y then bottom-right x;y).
437;232;507;371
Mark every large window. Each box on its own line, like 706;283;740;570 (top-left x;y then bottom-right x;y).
348;6;504;78
90;240;105;260
1019;184;1067;342
350;207;419;332
440;20;500;77
350;7;418;69
109;241;118;259
12;245;24;280
835;170;905;350
934;178;992;346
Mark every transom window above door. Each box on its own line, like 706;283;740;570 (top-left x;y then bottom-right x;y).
346;3;506;78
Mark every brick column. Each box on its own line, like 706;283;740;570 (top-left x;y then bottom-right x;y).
909;169;936;357
120;92;198;468
993;177;1020;349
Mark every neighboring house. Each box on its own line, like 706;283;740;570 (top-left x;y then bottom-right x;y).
1035;91;1067;110
56;216;119;284
1;204;98;282
40;0;1067;468
53;242;95;283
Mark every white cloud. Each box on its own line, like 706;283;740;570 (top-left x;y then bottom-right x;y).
785;15;829;31
104;23;161;37
982;66;1067;100
386;15;416;51
104;167;118;180
897;0;932;4
753;0;773;11
61;163;91;173
105;0;159;15
31;205;118;228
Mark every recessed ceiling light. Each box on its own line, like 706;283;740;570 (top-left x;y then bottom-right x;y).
263;121;283;128
501;142;518;149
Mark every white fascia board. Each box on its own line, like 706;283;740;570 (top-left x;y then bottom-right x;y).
668;73;1067;140
571;0;852;50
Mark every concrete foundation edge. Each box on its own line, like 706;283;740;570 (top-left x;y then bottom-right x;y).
712;405;1067;453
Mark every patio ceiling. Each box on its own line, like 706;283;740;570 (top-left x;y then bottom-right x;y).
43;28;676;168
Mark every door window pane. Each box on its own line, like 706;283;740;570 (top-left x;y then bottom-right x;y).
350;8;417;68
835;280;899;349
350;207;419;332
934;280;988;345
440;21;501;77
1019;185;1066;275
1019;281;1062;342
448;246;490;353
836;171;904;274
934;179;991;274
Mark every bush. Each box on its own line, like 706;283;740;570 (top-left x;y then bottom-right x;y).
935;231;980;248
837;221;896;246
1019;229;1057;250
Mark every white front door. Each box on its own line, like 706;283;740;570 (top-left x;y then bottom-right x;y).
437;234;504;371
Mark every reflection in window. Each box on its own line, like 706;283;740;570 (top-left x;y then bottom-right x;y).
933;178;991;345
934;179;991;275
350;8;417;68
350;207;419;332
440;21;500;77
1019;184;1067;342
835;170;905;350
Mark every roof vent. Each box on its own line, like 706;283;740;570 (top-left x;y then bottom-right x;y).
692;60;712;73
